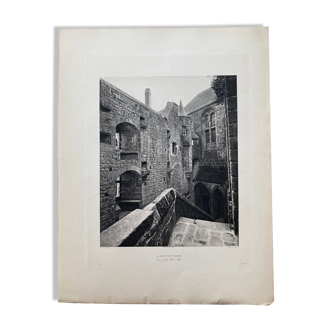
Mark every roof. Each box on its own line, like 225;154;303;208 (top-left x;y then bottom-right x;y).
192;132;199;140
159;102;178;119
184;88;218;114
178;100;187;117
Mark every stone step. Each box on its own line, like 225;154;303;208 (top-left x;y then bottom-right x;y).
168;217;238;247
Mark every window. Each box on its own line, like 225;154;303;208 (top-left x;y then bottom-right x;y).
210;113;216;127
205;130;210;143
116;177;120;198
202;111;216;145
205;114;209;128
182;126;187;135
172;142;178;155
100;132;111;144
115;132;120;149
211;128;216;143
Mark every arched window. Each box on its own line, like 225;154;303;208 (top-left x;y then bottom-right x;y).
202;111;217;144
205;114;209;128
115;122;140;152
172;142;178;155
210;112;216;127
194;183;210;215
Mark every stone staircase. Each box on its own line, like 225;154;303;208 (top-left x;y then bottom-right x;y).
168;217;238;247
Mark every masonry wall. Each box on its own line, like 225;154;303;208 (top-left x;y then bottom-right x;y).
189;102;228;168
100;79;192;232
188;100;229;221
225;76;238;234
191;180;228;221
100;79;170;232
100;188;213;247
167;105;190;197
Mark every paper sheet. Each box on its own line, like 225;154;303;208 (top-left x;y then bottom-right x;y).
58;27;273;304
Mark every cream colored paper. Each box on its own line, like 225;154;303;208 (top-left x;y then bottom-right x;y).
59;27;273;304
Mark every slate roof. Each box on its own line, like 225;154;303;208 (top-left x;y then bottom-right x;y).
178;100;187;117
184;88;218;114
159;102;178;119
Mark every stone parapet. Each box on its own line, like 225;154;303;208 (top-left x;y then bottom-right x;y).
101;188;214;246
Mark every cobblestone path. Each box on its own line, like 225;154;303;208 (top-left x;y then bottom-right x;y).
168;217;238;247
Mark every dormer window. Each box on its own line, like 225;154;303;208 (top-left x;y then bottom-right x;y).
182;126;187;135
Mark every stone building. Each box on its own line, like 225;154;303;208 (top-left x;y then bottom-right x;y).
100;77;238;235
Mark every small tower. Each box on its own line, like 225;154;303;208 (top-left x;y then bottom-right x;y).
178;100;192;176
145;88;151;108
178;100;187;117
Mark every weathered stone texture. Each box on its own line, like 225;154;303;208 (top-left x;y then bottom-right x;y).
175;192;214;222
225;76;238;235
100;76;238;239
225;76;237;97
100;80;180;231
168;216;239;247
226;97;237;110
100;209;154;247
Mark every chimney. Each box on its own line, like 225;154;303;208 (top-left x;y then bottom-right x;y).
145;88;151;108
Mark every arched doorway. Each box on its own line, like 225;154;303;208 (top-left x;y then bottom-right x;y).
194;183;210;215
212;189;225;221
116;170;142;219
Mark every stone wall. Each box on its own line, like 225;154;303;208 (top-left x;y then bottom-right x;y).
100;77;237;235
100;188;213;247
188;99;229;220
100;79;169;231
189;102;228;168
191;180;228;221
167;103;187;193
100;79;193;232
224;76;238;234
175;191;214;223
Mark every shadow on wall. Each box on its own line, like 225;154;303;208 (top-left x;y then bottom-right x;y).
116;122;140;160
116;170;142;212
194;183;210;215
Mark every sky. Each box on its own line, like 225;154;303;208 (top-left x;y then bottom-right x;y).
103;76;213;112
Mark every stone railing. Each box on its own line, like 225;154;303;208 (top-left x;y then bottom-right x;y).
100;188;214;247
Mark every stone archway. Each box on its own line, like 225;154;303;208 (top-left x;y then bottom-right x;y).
115;122;140;152
194;183;210;215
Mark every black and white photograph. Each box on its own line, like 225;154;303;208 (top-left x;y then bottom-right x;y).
99;76;238;247
59;27;274;305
